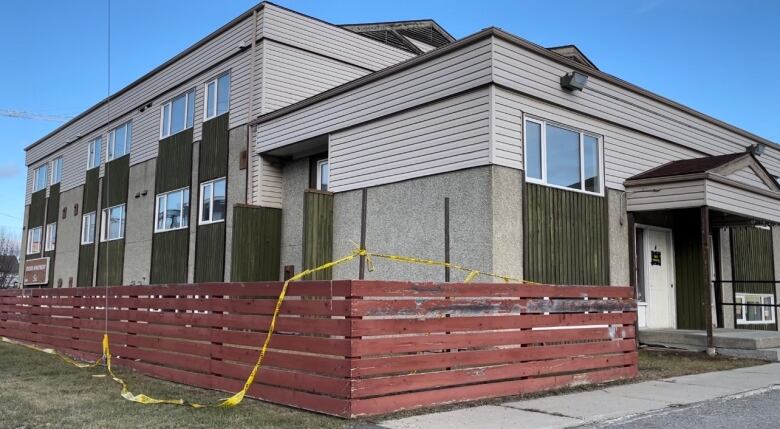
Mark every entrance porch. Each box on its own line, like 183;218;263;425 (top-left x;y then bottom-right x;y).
624;152;780;354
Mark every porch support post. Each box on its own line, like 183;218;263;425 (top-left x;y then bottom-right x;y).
700;206;716;356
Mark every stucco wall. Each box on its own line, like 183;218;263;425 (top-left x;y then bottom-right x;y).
187;142;200;283
332;166;501;282
279;157;309;276
123;158;156;285
490;166;523;279
608;189;630;286
53;186;83;287
224;125;248;281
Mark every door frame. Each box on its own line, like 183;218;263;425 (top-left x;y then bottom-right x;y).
635;223;677;329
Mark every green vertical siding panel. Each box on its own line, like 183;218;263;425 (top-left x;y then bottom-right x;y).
150;230;189;284
523;183;609;285
155;129;193;193
673;209;705;330
77;169;100;287
193;113;229;282
302;192;333;280
195;222;226;282
101;155;129;208
731;226;775;331
82;168;100;213
46;184;60;224
151;129;193;284
231;206;282;281
96;240;124;286
199;113;229;182
28;189;46;228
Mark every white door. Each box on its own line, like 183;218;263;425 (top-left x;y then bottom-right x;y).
644;228;676;328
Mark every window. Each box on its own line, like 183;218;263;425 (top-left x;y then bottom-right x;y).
160;89;195;138
26;226;42;255
107;122;132;161
316;159;329;191
101;204;126;241
524;118;602;194
736;293;775;324
155;188;190;232
81;212;96;244
204;73;230;120
45;223;57;252
199;178;226;225
88;137;102;169
50;157;62;185
33;164;48;192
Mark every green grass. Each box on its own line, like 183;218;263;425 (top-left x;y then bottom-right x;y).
0;340;767;428
0;341;349;429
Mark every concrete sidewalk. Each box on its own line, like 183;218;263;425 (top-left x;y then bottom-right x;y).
378;363;780;429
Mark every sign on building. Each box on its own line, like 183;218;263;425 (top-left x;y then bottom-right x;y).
23;257;49;286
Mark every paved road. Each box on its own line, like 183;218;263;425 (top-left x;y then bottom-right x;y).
596;387;780;429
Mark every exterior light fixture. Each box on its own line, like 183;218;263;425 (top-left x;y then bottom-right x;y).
746;143;767;156
560;71;588;91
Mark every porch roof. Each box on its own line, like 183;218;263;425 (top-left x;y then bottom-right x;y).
624;152;780;224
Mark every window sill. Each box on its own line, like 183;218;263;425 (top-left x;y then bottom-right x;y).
100;237;124;243
198;219;225;226
160;125;194;141
525;178;604;197
204;111;229;122
80;242;95;246
154;226;190;234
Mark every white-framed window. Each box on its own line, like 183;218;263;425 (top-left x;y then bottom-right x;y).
101;204;126;242
204;73;230;120
33;164;48;192
524;117;603;195
160;89;195;138
155;188;190;232
107;121;132;161
50;157;62;185
81;212;96;244
316;159;329;191
26;226;42;255
88;137;102;169
736;293;775;325
44;223;57;252
199;178;226;225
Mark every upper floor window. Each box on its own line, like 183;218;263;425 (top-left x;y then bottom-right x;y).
204;73;230;120
32;164;48;192
524;118;602;195
26;226;42;255
316;159;329;191
45;223;57;252
88;137;102;170
199;178;226;225
81;212;96;245
101;204;126;242
155;188;190;232
50;157;62;185
107;122;132;161
160;89;195;139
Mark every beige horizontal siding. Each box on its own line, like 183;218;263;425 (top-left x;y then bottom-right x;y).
261;5;414;72
329;88;492;192
256;37;494;152
491;86;523;169
707;180;780;223
726;167;771;190
626;181;708;212
491;38;780;177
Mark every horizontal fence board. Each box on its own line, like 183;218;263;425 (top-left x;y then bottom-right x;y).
0;280;636;417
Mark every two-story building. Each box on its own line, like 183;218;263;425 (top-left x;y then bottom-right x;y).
21;2;780;336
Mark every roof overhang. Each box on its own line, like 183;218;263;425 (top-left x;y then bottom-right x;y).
625;172;780;224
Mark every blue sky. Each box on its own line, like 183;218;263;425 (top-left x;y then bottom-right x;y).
1;0;778;231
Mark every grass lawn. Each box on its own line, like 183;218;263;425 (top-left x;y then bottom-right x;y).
0;341;768;428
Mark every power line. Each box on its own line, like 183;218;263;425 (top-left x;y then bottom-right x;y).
0;109;72;123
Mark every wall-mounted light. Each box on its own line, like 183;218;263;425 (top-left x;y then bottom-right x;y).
238;41;250;51
746;143;767;156
560;71;588;91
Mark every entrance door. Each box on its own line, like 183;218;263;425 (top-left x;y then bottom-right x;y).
640;227;676;328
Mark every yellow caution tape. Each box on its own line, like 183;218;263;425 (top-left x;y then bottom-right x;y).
3;246;534;408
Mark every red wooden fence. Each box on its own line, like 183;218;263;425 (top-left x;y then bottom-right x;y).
0;280;637;417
